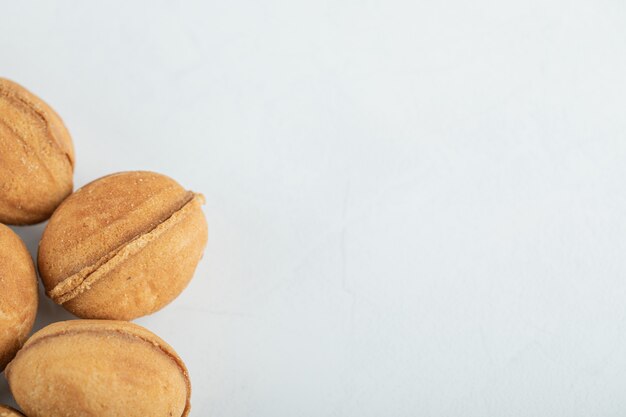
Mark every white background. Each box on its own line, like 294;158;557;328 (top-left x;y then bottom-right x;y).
2;1;626;416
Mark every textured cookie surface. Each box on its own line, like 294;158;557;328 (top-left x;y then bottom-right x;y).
38;171;208;320
0;78;74;225
6;320;191;417
0;224;38;370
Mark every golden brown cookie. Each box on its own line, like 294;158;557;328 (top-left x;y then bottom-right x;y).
0;78;75;225
6;320;191;417
0;224;38;370
38;171;208;320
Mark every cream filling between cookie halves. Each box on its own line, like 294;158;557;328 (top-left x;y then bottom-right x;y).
47;192;205;304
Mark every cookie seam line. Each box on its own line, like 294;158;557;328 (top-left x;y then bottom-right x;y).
0;88;73;169
47;192;204;304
